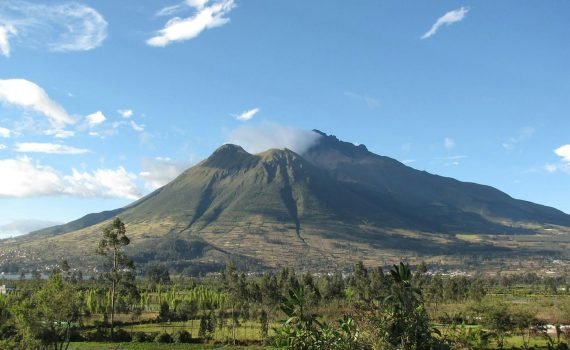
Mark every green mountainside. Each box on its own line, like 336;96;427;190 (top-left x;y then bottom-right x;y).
3;130;570;272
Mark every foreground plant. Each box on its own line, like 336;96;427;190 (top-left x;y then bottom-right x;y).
272;287;368;350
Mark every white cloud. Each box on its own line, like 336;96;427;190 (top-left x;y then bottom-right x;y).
139;157;189;190
444;137;455;150
544;145;570;175
227;122;323;154
0;79;76;128
0;1;107;52
50;129;75;139
64;167;140;200
0;23;17;57
118;109;133;118
555;144;570;162
159;0;211;16
0;157;65;197
86;111;106;126
0;156;140;199
187;0;211;10
0;144;6;150
503;127;535;150
0;219;62;238
15;142;89;155
233;107;259;121
130;120;145;132
148;0;235;47
0;126;12;138
421;6;469;39
344;91;380;109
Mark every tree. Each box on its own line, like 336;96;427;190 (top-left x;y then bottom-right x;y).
358;262;435;349
273;287;367;350
145;264;171;285
221;261;239;344
96;217;133;341
12;273;81;350
483;304;515;350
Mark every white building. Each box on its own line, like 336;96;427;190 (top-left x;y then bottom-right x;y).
0;285;14;295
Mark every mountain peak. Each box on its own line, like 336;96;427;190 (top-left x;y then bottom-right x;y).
258;147;299;159
214;143;248;154
203;144;257;169
309;130;369;156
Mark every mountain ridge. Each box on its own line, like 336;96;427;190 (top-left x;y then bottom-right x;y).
4;130;570;272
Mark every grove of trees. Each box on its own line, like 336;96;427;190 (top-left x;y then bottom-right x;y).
2;218;570;349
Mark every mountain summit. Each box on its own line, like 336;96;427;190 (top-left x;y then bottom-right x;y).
6;130;570;271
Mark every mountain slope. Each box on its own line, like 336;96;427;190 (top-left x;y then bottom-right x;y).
7;130;570;272
304;130;570;233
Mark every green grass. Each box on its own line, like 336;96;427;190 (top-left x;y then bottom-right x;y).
68;343;265;350
121;320;275;341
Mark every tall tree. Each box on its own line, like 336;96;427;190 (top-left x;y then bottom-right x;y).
96;217;133;341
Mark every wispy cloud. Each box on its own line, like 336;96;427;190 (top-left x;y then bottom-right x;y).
444;137;455;150
86;111;106;127
0;23;17;57
0;79;76;129
139;156;190;191
503;127;535;150
46;129;74;139
0;126;12;138
14;142;89;155
156;0;210;17
148;0;236;47
130;120;145;132
0;144;6;150
0;0;107;53
443;155;467;160
421;6;469;39
344;91;380;109
544;163;559;173
233;107;259;121
227;122;323;154
0;156;140;199
118;109;133;118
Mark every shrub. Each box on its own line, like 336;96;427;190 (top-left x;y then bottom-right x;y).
154;332;173;343
173;329;192;343
131;331;148;343
82;329;107;342
113;329;132;342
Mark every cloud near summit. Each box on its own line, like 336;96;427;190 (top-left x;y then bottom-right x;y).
227;122;322;155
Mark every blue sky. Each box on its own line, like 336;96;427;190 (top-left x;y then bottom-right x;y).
0;0;569;237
